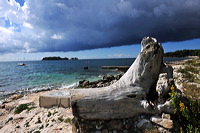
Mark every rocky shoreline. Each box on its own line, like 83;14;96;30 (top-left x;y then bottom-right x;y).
0;56;198;133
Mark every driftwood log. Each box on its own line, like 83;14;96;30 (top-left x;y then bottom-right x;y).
71;37;168;120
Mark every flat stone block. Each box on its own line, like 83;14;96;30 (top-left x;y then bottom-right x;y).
39;90;71;108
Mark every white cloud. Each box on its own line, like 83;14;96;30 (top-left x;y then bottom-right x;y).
0;0;200;54
23;22;33;29
109;53;131;58
51;34;63;40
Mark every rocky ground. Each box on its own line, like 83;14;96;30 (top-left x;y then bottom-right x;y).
0;91;73;133
0;57;199;133
169;57;200;100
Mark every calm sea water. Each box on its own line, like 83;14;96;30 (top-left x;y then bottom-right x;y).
0;58;190;101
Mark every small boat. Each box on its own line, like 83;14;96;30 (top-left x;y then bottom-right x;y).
17;63;26;66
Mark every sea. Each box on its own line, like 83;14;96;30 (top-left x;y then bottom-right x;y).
0;58;190;104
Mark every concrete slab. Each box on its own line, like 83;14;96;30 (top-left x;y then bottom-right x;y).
39;90;71;108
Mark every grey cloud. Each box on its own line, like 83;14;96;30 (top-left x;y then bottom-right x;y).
1;0;200;53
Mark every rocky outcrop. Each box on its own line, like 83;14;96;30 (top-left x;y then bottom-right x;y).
71;37;177;132
72;113;173;133
71;37;174;121
78;73;124;88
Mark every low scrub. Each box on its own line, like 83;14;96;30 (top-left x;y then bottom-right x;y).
169;86;200;133
14;104;35;114
185;58;200;66
182;83;200;101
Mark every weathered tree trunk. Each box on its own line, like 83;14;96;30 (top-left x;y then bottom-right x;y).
71;37;164;120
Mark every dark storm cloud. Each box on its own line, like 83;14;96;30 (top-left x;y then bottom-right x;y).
1;0;200;53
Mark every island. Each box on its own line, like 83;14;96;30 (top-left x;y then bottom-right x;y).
164;49;200;57
70;57;78;60
42;56;78;60
42;57;69;60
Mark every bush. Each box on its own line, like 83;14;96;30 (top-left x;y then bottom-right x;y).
182;83;200;101
169;86;200;132
14;104;35;114
177;67;197;82
14;104;29;114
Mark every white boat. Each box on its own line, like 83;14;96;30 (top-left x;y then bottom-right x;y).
17;63;25;66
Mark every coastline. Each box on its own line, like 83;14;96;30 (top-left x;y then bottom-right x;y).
165;56;198;66
0;89;74;132
0;57;199;132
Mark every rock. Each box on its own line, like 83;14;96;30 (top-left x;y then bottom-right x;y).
161;119;173;129
71;37;164;120
82;80;89;87
156;73;170;97
162;113;171;119
3;94;23;103
103;75;115;82
84;66;88;70
0;104;5;109
108;120;123;130
5;116;13;124
16;125;20;128
102;129;109;133
158;127;170;133
137;119;152;130
157;101;174;114
151;116;173;129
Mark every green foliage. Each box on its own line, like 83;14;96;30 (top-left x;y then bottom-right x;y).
169;86;200;133
185;59;200;66
164;49;200;57
183;83;200;101
42;56;79;60
177;66;198;82
58;116;64;122
42;56;69;60
64;118;72;124
14;104;35;114
47;111;52;117
53;110;58;115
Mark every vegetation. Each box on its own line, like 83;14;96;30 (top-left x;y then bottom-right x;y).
64;118;72;124
14;104;35;114
42;56;69;60
42;56;78;60
164;49;200;57
185;58;200;67
182;83;200;101
169;86;200;133
171;57;200;132
177;57;200;83
70;57;78;60
177;66;198;82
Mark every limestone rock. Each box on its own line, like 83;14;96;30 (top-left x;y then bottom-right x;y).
156;73;170;97
151;115;173;129
137;119;152;130
71;37;164;120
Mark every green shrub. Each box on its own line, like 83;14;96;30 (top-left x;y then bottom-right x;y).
58;116;64;122
183;83;200;101
169;86;200;133
64;118;72;124
177;68;196;82
47;111;52;117
14;104;29;114
14;104;35;114
185;59;200;67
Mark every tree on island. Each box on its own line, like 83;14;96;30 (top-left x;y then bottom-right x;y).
42;56;79;60
70;57;78;60
42;57;69;60
164;49;200;57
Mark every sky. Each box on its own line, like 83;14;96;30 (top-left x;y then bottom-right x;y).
0;0;200;61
